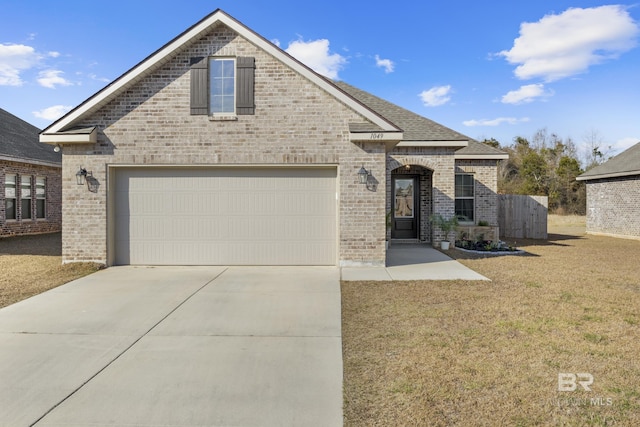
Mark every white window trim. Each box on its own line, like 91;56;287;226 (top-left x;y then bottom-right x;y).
455;173;475;224
209;57;236;117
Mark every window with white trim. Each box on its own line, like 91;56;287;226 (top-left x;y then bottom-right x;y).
210;58;235;114
455;174;474;223
21;175;32;220
190;56;255;116
5;174;16;220
36;177;46;219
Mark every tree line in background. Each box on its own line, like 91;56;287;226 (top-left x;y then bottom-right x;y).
482;128;612;215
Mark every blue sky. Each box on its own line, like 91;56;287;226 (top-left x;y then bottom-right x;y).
1;1;639;163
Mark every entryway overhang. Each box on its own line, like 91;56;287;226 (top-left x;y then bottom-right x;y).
40;126;98;145
349;129;403;151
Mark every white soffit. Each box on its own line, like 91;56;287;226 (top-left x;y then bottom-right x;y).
43;10;400;134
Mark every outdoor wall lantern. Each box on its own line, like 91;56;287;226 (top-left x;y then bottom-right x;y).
53;144;61;153
357;165;370;184
76;167;100;193
76;167;91;185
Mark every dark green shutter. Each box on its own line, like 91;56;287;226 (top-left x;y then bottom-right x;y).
190;57;208;115
236;57;255;115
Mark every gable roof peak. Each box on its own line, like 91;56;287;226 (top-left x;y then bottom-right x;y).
41;9;399;137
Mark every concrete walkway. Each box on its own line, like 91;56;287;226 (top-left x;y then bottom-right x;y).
341;244;489;281
0;266;343;427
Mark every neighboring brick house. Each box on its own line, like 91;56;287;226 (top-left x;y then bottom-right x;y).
577;142;640;240
40;9;506;266
1;108;61;236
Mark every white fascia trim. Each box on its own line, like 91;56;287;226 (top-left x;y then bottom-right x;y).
576;170;640;181
45;11;400;134
396;140;469;148
455;154;510;160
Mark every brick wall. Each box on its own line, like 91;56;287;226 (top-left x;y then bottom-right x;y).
585;175;640;239
60;25;388;266
0;160;62;236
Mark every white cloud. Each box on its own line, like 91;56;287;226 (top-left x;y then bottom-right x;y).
285;38;347;79
88;73;111;83
419;85;452;107
463;117;530;127
37;69;73;89
0;43;41;86
375;55;394;73
48;51;61;58
501;83;553;104
499;5;640;81
33;105;73;121
612;137;640;153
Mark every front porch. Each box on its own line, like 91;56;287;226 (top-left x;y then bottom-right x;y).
341;244;488;281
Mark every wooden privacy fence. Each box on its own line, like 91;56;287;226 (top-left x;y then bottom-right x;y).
498;195;548;239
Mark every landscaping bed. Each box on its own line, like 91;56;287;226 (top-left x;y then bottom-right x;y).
455;238;522;254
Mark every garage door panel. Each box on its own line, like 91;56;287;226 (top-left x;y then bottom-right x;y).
113;167;337;265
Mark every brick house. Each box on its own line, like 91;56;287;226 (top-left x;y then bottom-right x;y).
1;108;61;236
40;9;506;266
577;142;640;240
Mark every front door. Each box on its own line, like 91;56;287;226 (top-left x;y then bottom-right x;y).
391;176;419;239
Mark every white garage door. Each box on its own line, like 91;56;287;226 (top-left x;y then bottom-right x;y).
113;167;337;265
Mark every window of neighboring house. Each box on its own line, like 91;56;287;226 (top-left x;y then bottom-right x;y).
36;177;46;219
190;56;255;116
210;58;236;114
455;174;474;223
21;175;32;220
5;174;16;220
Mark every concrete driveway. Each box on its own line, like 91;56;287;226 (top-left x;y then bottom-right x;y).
0;266;343;427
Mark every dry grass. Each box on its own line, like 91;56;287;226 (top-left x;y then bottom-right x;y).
342;215;640;426
0;233;102;308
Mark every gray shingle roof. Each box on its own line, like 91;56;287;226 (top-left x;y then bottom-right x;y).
0;108;61;165
456;139;509;158
334;82;507;158
335;81;469;141
577;142;640;181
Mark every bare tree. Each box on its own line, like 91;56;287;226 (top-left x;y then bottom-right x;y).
582;128;612;170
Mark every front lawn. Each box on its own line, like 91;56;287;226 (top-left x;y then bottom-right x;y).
0;233;102;308
342;216;640;426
